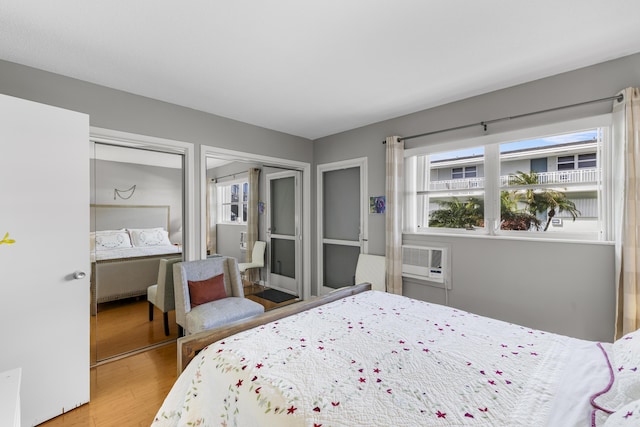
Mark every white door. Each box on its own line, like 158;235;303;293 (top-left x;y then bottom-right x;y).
266;170;301;296
317;158;368;295
0;95;90;425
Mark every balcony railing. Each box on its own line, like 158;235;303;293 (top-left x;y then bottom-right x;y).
427;169;600;191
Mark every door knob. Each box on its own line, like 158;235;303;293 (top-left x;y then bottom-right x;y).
73;271;86;280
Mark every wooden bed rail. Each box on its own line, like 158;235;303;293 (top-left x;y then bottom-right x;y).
177;283;372;373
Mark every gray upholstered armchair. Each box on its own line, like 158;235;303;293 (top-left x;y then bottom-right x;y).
173;256;265;335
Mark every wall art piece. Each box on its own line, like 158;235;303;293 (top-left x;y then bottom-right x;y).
370;196;385;214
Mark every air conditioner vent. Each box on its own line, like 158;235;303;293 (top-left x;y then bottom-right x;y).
401;245;450;289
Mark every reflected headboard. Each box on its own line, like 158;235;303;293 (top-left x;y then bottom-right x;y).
90;204;171;233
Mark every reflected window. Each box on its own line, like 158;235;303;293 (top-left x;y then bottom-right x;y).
218;179;249;224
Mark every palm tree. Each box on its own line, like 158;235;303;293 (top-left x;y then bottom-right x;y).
429;171;581;231
508;171;581;231
429;197;484;229
499;191;540;231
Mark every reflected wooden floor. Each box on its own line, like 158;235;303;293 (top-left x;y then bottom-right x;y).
41;284;299;426
94;298;179;362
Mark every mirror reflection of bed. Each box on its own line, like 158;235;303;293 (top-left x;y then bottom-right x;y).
91;207;182;363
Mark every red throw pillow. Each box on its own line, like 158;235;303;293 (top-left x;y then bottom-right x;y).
188;274;227;307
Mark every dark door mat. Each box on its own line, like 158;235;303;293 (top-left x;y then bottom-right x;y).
253;289;297;303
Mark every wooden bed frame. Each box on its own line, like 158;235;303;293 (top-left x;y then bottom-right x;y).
177;283;372;373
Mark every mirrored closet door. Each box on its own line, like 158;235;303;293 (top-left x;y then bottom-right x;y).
90;142;184;364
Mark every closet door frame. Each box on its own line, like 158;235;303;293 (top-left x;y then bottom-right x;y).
90;126;197;261
200;144;312;301
317;157;368;295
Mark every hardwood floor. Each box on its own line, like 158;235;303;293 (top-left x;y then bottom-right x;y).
41;343;178;427
94;298;179;363
40;283;298;426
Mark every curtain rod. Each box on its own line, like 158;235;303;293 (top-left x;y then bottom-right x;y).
382;94;623;144
210;164;300;182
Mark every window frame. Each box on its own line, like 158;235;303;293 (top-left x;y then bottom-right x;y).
404;114;613;242
216;178;249;225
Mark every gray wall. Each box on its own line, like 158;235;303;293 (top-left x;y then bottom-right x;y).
0;59;314;256
91;159;183;243
3;52;639;342
313;52;640;342
403;235;615;342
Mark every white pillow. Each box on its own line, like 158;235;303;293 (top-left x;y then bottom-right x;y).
603;399;640;426
593;329;640;413
128;228;172;247
94;230;132;250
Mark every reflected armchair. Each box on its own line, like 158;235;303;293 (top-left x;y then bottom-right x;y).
173;256;264;335
147;257;181;336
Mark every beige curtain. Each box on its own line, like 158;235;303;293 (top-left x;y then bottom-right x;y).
207;179;217;255
613;87;640;339
385;136;404;294
245;168;261;282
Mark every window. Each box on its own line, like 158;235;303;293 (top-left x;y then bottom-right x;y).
557;152;597;170
452;166;477;179
557;155;575;170
499;130;600;235
578;153;597;168
406;120;609;241
414;146;485;230
217;180;248;224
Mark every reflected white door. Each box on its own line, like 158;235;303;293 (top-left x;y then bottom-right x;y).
266;170;301;295
0;94;89;425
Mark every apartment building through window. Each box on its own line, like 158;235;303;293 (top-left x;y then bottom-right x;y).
406;123;608;240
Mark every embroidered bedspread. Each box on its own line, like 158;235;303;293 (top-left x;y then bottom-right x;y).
153;290;583;426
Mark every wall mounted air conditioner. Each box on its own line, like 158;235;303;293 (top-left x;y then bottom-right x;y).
402;245;451;289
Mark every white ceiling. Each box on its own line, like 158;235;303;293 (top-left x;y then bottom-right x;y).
2;1;640;140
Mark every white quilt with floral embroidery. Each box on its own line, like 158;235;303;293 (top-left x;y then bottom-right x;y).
153;290;600;426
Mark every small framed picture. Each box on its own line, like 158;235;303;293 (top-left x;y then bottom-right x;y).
370;196;385;214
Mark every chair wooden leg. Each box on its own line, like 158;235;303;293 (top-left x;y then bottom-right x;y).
148;302;154;321
163;312;170;336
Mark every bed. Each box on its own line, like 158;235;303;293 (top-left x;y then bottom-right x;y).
153;284;640;426
90;205;182;307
